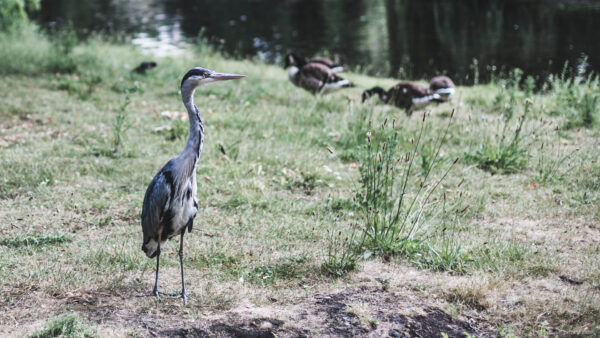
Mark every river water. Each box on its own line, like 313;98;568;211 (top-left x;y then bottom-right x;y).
34;0;600;84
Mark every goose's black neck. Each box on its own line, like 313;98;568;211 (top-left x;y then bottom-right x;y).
285;53;309;68
364;87;388;103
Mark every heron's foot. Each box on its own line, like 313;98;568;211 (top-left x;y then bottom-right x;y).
137;290;188;304
157;290;188;304
137;288;160;299
153;291;179;298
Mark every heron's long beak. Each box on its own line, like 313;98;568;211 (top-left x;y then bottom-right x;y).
210;72;246;81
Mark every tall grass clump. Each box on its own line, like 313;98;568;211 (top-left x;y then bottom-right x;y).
0;0;82;76
548;59;600;129
323;113;466;276
0;0;72;74
1;21;144;80
534;140;579;184
335;104;373;162
88;95;136;157
467;99;533;174
0;0;40;31
322;229;360;277
111;95;132;154
357;113;458;258
29;313;97;338
492;68;525;118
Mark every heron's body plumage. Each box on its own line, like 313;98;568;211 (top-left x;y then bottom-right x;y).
141;155;198;257
141;83;203;259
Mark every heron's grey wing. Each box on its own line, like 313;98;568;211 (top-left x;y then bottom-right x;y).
141;170;173;238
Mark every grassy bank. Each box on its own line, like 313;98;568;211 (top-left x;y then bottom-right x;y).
0;26;599;336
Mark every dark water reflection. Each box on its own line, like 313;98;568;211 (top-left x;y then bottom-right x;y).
34;0;600;84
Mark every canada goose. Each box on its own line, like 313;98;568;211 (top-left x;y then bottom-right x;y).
284;53;345;73
133;61;157;74
285;58;353;95
362;82;443;115
429;75;455;101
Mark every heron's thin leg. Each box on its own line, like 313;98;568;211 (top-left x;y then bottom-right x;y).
152;241;161;297
138;233;162;299
179;229;188;305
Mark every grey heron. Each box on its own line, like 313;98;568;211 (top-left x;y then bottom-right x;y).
362;82;444;116
140;67;245;304
284;57;353;95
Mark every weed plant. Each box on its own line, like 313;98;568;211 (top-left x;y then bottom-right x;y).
467;100;533;174
111;95;131;154
324;112;465;275
548;61;600;129
492;68;525;118
534;140;579;184
357;113;458;258
417;241;470;273
414;191;474;273
322;229;360;277
335;104;372;162
88;95;133;157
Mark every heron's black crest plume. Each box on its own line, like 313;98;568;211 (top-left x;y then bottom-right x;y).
180;67;212;88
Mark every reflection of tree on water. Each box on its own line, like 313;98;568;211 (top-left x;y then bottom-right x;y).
36;0;158;37
34;0;600;84
432;0;503;81
385;0;435;79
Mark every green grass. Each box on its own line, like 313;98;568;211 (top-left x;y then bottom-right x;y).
0;25;599;336
466;100;532;174
0;233;71;248
548;62;600;129
29;313;97;338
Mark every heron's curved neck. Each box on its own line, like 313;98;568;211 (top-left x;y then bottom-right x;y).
181;84;204;160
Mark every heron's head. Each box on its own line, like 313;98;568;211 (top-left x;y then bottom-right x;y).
180;67;246;91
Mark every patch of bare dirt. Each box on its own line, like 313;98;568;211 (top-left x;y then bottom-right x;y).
480;216;600;247
57;286;496;337
149;287;494;337
0;260;500;337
